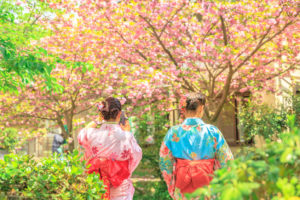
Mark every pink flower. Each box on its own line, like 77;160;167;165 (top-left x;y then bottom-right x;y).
239;88;248;93
146;121;153;125
120;97;126;105
145;135;154;144
182;125;191;131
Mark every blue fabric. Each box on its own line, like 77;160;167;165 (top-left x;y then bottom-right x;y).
164;118;232;167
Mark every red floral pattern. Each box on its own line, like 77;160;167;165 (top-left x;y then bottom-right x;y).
92;146;99;155
182;124;191;131
160;143;170;157
172;133;180;142
121;149;131;159
196;125;201;132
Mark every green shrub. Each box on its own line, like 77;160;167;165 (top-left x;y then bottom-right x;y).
134;112;169;146
0;128;19;151
133;112;169;179
133;180;172;200
238;101;288;142
0;150;105;199
292;95;300;127
186;115;300;200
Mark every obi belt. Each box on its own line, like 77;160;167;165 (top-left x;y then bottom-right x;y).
87;157;130;190
87;157;130;187
175;158;215;193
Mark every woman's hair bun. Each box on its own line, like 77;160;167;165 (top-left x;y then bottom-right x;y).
185;93;206;111
99;97;121;120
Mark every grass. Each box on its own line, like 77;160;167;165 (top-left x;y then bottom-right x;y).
133;180;172;200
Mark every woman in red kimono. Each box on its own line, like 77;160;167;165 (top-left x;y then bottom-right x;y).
78;97;142;200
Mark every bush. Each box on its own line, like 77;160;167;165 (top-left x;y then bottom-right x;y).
133;112;169;179
238;101;288;142
186;115;300;200
292;95;300;126
0;150;105;199
132;112;172;199
134;112;169;146
133;180;172;200
0;128;19;151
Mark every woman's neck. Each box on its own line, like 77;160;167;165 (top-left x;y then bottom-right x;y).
105;119;118;123
184;112;202;119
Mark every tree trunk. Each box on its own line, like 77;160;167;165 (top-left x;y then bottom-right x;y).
68;132;75;152
57;116;75;152
65;112;75;152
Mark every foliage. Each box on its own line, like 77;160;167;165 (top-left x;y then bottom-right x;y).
292;94;300;127
134;112;169;145
0;0;148;150
0;128;19;151
238;101;288;141
186;115;300;200
48;0;299;122
133;180;172;200
0;0;57;91
0;150;105;199
133;112;169;178
132;112;172;199
0;127;47;152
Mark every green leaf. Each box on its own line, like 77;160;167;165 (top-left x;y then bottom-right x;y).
280;148;293;163
221;187;242;200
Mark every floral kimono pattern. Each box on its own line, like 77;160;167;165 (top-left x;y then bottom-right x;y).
78;123;142;200
159;118;233;199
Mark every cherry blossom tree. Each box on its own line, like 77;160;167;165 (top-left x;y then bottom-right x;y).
60;0;299;122
0;11;124;150
2;0;298;151
0;2;161;150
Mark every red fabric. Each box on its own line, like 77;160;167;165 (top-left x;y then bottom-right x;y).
175;158;215;193
86;157;130;199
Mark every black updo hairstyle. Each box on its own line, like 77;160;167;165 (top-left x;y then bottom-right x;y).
100;97;121;120
185;93;206;111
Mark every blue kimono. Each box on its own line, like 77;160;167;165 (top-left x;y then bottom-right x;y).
159;118;233;199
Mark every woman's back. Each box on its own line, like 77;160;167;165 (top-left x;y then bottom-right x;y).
164;118;232;167
78;123;142;173
159;93;233;199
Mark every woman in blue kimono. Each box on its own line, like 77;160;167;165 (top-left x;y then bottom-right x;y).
159;93;233;199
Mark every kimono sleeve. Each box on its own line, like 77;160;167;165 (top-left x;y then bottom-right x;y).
214;127;234;168
159;129;176;198
77;128;93;148
126;132;142;174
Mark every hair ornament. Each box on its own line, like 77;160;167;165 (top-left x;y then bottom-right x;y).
97;101;109;112
97;103;104;111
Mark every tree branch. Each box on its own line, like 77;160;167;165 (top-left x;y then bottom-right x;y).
220;15;228;46
234;11;298;73
139;15;178;67
139;14;197;92
104;15;148;61
201;20;218;43
17;113;56;121
118;56;140;65
159;3;186;38
211;63;233;122
74;105;94;115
